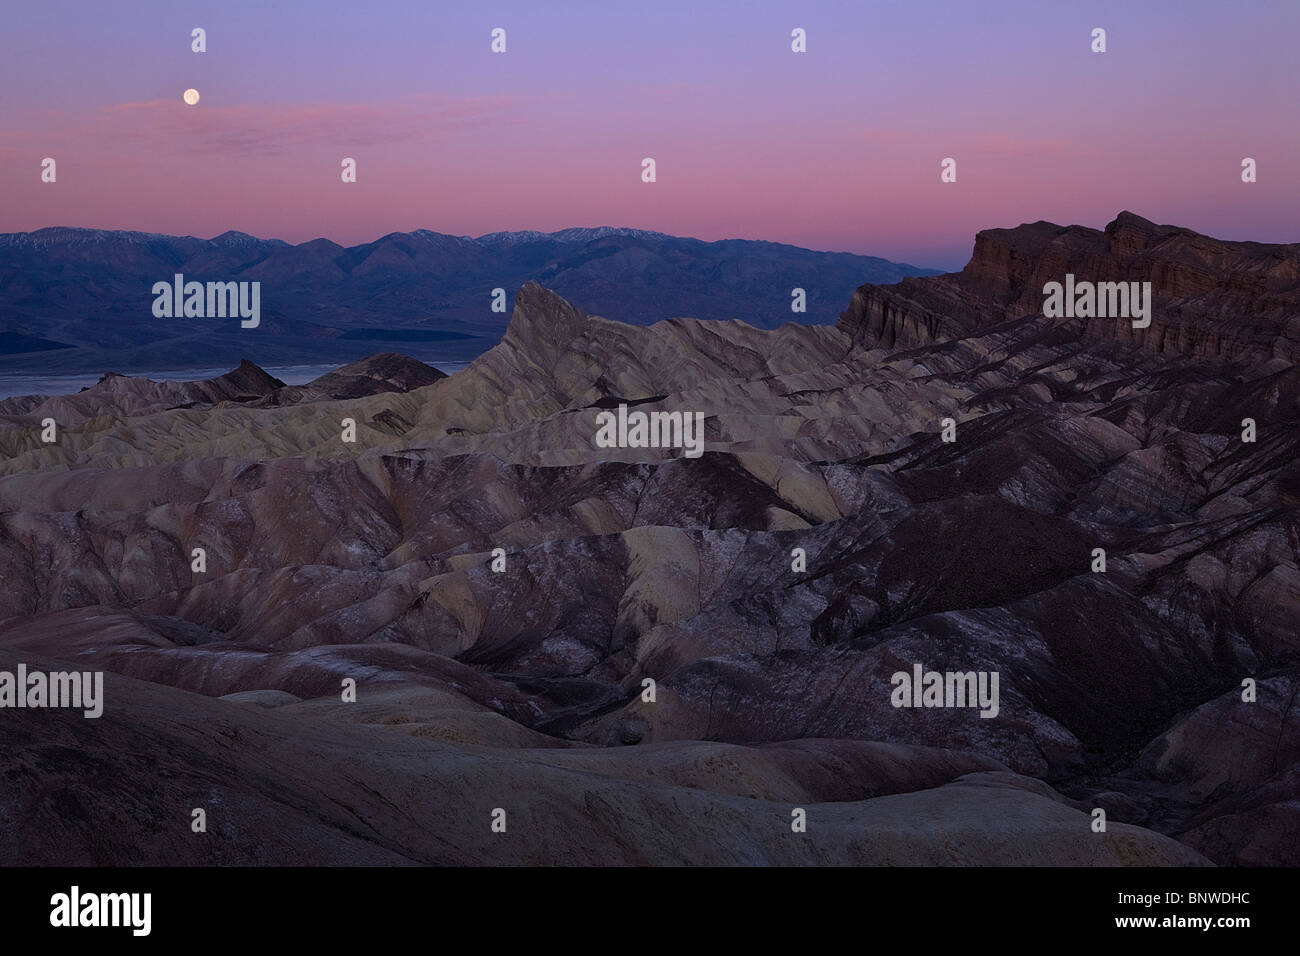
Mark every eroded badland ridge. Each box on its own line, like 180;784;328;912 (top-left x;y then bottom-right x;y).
1;213;1297;865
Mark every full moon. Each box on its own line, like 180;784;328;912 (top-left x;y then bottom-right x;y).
182;88;200;106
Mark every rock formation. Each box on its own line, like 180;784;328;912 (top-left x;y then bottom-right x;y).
1;212;1296;865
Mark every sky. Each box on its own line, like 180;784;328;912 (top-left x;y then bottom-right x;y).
1;0;1297;270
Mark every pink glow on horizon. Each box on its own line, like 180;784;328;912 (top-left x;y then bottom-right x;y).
1;1;1297;270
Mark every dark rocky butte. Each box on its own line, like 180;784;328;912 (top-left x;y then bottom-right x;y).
1;212;1296;865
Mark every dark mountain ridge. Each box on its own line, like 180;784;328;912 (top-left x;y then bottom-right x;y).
0;225;940;374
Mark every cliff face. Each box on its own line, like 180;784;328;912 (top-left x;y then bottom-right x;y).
839;212;1300;363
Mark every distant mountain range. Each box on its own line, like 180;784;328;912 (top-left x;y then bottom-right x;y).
0;226;940;373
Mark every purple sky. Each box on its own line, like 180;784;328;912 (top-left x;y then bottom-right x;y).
2;0;1296;269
